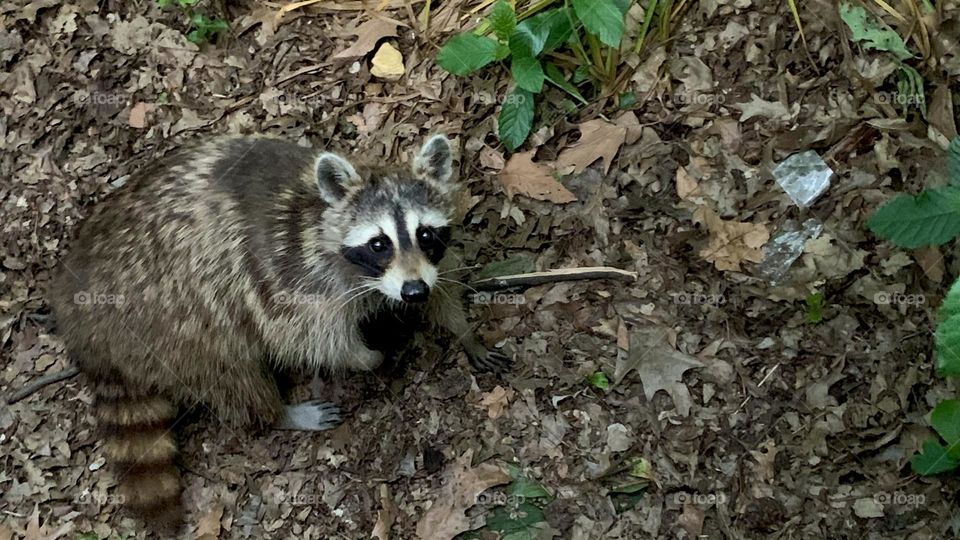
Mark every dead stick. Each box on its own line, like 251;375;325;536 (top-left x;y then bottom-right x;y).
470;266;637;292
6;366;80;405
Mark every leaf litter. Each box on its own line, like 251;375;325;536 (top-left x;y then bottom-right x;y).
1;0;959;538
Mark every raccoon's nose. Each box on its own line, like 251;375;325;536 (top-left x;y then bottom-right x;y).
400;280;429;303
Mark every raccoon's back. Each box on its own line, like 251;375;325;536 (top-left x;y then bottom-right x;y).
48;137;316;370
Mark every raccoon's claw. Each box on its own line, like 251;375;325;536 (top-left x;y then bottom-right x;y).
278;400;343;431
469;349;513;373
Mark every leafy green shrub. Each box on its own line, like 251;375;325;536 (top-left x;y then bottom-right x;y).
868;138;960;247
157;0;228;45
436;0;630;151
868;137;960;476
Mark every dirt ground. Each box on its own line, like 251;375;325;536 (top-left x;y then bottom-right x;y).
3;0;960;538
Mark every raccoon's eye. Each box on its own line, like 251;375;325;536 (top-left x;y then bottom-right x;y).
368;236;390;253
417;227;436;245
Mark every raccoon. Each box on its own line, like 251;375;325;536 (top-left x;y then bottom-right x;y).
47;134;510;527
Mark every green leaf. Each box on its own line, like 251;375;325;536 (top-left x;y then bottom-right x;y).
437;33;500;75
839;3;913;60
484;503;547;534
867;186;960;248
936;313;960;376
508;477;551;499
488;0;516;42
544;63;588;105
571;0;625;47
476;255;536;280
911;438;960;475
498;87;535;151
511;56;544;93
516;8;572;53
897;65;927;118
930;400;960;451
805;293;824;324
588;371;610;390
948;137;960;186
939;278;960;324
510;22;549;59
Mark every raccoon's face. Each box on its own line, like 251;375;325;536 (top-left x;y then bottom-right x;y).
314;135;457;304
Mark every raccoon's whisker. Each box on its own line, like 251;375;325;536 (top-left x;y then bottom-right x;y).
437;277;480;295
439;264;481;275
331;283;377;314
325;283;376;308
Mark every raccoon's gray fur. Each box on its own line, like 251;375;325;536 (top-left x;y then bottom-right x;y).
46;134;509;527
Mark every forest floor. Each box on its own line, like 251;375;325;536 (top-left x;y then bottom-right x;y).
2;0;960;538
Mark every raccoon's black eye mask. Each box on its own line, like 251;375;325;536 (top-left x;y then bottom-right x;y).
418;226;451;265
341;235;394;277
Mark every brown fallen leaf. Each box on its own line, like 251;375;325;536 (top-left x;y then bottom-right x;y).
500;150;576;204
128;101;153;129
913;246;944;283
333;17;399;60
616;326;704;416
195;503;224;540
675;166;701;202
416;449;510;540
478;385;514;419
370;42;404;80
555;119;627;175
371;484;398;540
693;206;769;272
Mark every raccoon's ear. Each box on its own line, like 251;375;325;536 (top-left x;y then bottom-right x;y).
413;134;454;187
314;153;360;203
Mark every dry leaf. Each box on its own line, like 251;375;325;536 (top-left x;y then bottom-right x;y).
371;484;398;540
500;150;576;204
555;119;627;174
370;42;404;80
914;246;944;283
693;206;769;271
195;503;224;540
734;94;793;121
333;17;398;60
128;102;152;129
675;166;701;202
616;326;704;416
416;449;510;540
478;386;514;419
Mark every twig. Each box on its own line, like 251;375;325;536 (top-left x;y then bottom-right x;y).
6;366;80;405
470;266;637;292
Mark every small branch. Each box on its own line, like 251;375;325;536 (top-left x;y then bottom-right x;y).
470;266;638;292
6;366;80;405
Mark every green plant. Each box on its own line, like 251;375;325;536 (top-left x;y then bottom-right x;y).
436;0;630;151
868;138;960;247
868;137;960;476
805;292;825;324
156;0;228;45
912;278;960;475
460;464;552;539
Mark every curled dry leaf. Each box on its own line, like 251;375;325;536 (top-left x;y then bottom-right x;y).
693;206;769;272
333;17;399;60
500;150;576;204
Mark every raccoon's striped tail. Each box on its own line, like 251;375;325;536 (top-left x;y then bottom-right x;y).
94;382;182;529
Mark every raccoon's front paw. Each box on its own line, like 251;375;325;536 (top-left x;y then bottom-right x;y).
278;400;343;431
468;349;513;373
